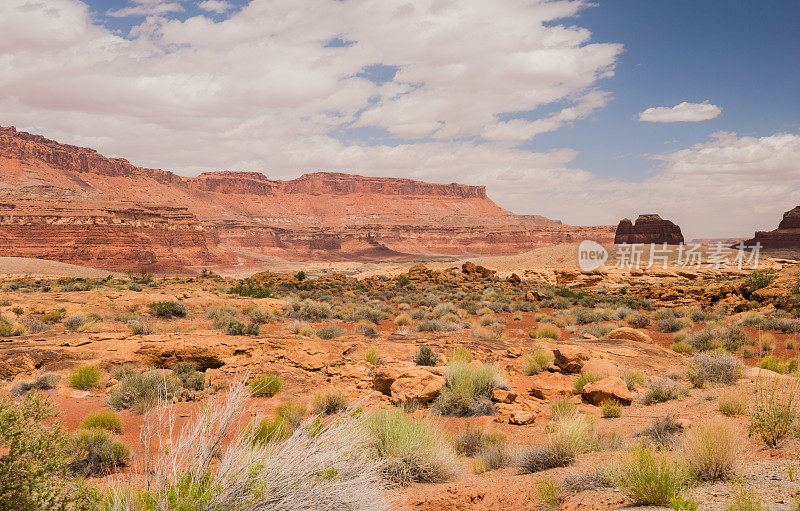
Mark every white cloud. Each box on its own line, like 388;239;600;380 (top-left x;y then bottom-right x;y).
107;0;183;18
198;0;232;14
638;101;722;123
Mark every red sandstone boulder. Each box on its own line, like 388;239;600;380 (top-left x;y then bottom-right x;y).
607;327;653;344
581;377;634;405
553;345;592;373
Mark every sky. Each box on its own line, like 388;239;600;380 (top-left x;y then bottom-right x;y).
1;0;799;239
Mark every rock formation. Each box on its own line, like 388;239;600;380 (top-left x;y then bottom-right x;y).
614;214;684;244
0;126;615;271
742;206;800;249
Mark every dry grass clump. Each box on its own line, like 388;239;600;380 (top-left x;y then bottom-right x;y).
316;324;346;339
11;373;60;396
80;410;123;434
433;361;502;417
248;374;283;397
642;378;685;405
656;317;688;333
69;365;101;390
623;369;646;391
601;399;622;418
637;415;683;446
518;412;596;473
574;372;602;393
726;486;766;511
682;418;740;481
447;346;473;363
62;313;87;331
549;397;577;421
454;429;510;474
311;388;350;415
616;445;691;506
536;476;565;510
107;366;180;414
523;348;553;375
417;319;461;332
368;407;460;485
69;428;129;476
394;313;412;326
719;387;748;416
535;324;561;340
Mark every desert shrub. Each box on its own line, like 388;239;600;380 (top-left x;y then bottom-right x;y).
454;429;506;457
671;341;696;355
356;321;377;336
617;445;690;506
749;375;800;447
433;362;500;417
0;393;93;510
655;308;679;320
365;348;382;365
148;300;187;318
249;401;308;445
417;319;460;332
80;410;123;434
228;278;272;298
739;312;764;327
638;415;683;446
69;365;101;390
172;361;205;391
0;316;22;336
127;318;153;335
689;308;718;323
107;366;179;413
719;388;748;416
127;282;143;291
536;476;565;510
726;487;766;511
523;348;553;375
623;369;646;391
683;418;740;481
248;374;283;397
316;324;346;339
759;355;799;374
23;318;49;333
432;302;458;319
62;313;87;331
744;270;776;293
287;299;331;321
394;313;412;326
311;388;349;415
574;372;602;394
535;324;561;340
761;316;800;333
657;317;688;333
41;308;66;323
687;351;742;387
413;345;438;366
625;312;650;328
549;397;577;421
642;378;685;405
572;308;600;325
247;308;275;324
224;319;259;336
368;408;460;485
11;373;60;396
601;399;622;418
68;427;129;476
447;346;473;363
519;412;596;473
471;324;503;339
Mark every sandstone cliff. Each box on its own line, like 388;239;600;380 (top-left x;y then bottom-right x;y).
742;206;800;249
0;125;614;272
614;214;684;245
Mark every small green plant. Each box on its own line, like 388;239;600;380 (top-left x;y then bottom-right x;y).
536;476;564;510
365;348;382;365
617;445;690;506
148;300;187;318
671;341;696;355
80;410;123;434
68;428;129;476
624;369;646;390
574;372;602;393
69;365;101;390
248;374;283;397
311;388;349;415
107;366;180;413
725;486;766;511
744;270;776;293
413;345;438;366
523;348;553;375
433;361;500;417
601;399;622;418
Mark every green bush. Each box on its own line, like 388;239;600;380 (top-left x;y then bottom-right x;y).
171;361;205;391
413;345;438;366
616;445;690;506
229;278;272;298
316;325;346;339
368;408;460;485
107;366;179;413
601;399;622;418
0;393;93;509
433;361;500;417
287;299;331;321
68;427;129;476
248;374;283;397
749;375;800;447
148;300;187;318
249;401;307;445
69;365;101;390
224;319;259;336
744;270;776;293
311;388;349;415
80;410;123;434
41;308;66;324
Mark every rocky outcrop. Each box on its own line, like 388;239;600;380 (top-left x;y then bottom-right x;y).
0;126;616;271
742;206;800;249
614;214;684;245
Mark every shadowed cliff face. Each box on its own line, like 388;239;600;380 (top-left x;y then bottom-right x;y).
614;214;684;245
0;126;615;272
743;206;800;250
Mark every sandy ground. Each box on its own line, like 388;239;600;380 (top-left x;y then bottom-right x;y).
0;257;123;277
